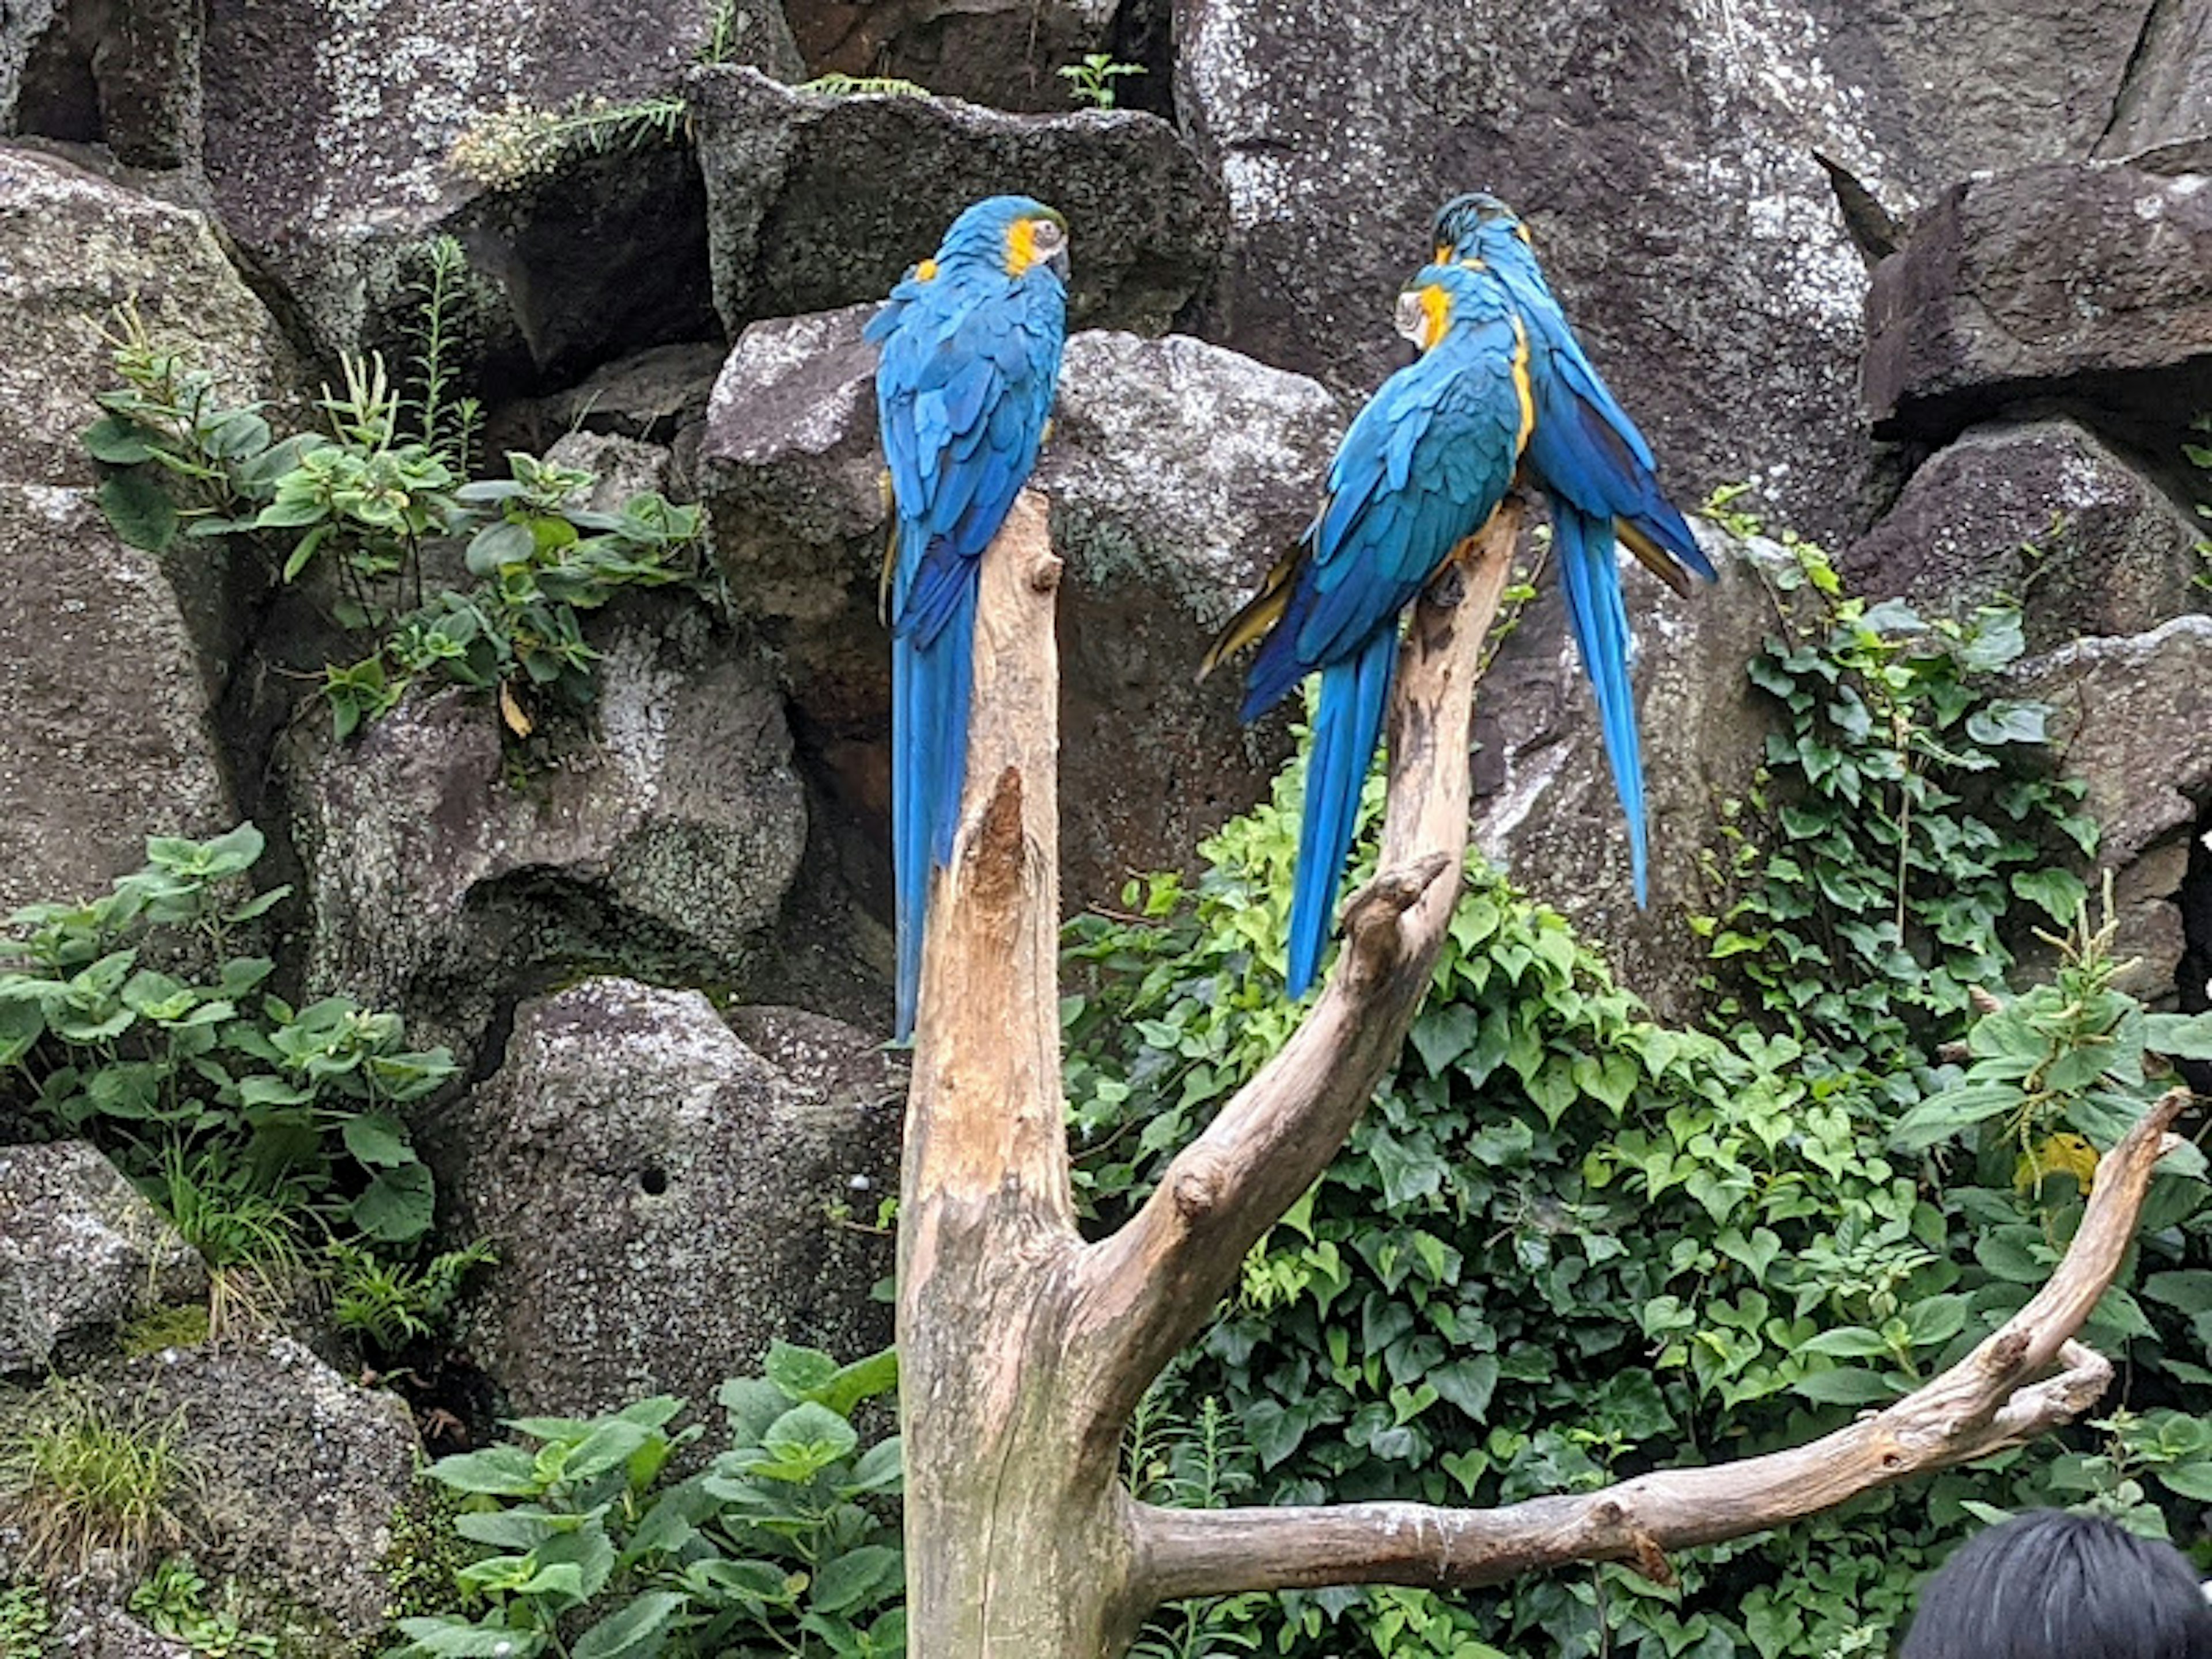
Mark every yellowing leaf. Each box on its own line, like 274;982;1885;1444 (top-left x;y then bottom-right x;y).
498;680;533;738
2016;1132;2099;1195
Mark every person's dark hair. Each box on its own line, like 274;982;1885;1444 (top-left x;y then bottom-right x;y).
1900;1509;2212;1658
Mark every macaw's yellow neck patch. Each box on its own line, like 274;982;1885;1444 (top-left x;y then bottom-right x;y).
1510;317;1536;450
1003;218;1039;276
1416;282;1453;351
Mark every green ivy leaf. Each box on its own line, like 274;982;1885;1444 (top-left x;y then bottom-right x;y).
1793;1369;1902;1406
351;1161;435;1243
96;469;179;552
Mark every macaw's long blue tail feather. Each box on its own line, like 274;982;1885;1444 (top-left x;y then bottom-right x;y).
1554;505;1649;904
1286;630;1397;998
891;579;980;1040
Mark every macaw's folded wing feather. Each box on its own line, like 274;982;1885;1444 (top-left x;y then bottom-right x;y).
872;196;1067;1039
1209;272;1527;995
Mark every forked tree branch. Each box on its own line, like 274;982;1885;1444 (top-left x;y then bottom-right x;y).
1069;501;1527;1437
1130;1088;2189;1603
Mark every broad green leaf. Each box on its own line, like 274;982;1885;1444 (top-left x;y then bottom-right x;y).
351;1161;435;1242
1891;1082;2020;1150
341;1111;415;1168
392;1617;550;1658
96;469;179;551
570;1591;685;1659
429;1444;543;1497
2144;1012;2212;1062
810;1544;903;1615
84;413;156;464
1793;1368;1902;1406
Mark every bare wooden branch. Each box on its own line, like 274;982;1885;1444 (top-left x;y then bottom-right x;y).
1069;501;1527;1437
1131;1089;2188;1604
900;488;1076;1234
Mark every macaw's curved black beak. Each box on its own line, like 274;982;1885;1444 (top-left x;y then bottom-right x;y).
1047;247;1071;282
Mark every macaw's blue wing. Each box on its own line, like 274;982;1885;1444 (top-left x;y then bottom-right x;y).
872;260;1065;1039
1527;333;1714;593
1221;304;1527;995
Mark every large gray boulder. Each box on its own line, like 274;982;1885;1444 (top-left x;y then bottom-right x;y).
0;148;300;916
125;1335;418;1637
199;0;801;381
785;0;1120;112
283;600;808;1069
688;66;1224;340
3;0;202;168
441;982;901;1420
0;145;297;491
0;1142;205;1374
1466;526;1781;1021
2010;616;2212;1004
0;487;234;919
1175;0;2166;541
1840;418;2207;650
1865;162;2212;441
699;306;1342;915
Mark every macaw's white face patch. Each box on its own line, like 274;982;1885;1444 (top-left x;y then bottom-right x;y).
1005;214;1070;278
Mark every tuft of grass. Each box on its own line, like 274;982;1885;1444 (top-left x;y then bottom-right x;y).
147;1146;304;1340
0;1381;199;1582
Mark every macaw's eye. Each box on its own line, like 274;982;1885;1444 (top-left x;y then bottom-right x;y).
1032;218;1067;253
1392;290;1425;343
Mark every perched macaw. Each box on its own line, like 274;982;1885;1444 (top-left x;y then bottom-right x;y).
1204;261;1533;998
1431;192;1715;903
867;195;1070;1039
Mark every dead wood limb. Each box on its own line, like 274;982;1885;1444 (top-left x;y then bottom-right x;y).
1067;502;1527;1440
1130;1089;2187;1604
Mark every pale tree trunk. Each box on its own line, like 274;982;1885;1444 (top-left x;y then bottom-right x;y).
894;488;2183;1658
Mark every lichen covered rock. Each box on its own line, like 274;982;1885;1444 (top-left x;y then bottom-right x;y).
199;0;799;380
126;1336;418;1635
2010;615;2212;1003
0;146;297;490
689;66;1223;339
1842;418;2207;649
0;1142;205;1374
699;306;1342;910
0;486;234;919
785;0;1119;113
1465;527;1784;1021
283;599;807;1067
1865;162;2212;441
441;980;900;1419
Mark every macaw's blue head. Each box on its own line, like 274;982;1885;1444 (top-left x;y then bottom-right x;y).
1429;191;1533;265
931;194;1071;282
1391;260;1511;353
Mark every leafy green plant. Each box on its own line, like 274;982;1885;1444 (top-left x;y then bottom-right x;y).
0;824;456;1288
391;1342;905;1659
1056;530;2212;1656
0;1381;198;1581
129;1557;279;1659
86;275;702;741
1057;52;1146;108
1125;1388;1266;1659
1699;531;2094;1067
0;1582;52;1659
790;74;931;98
325;1237;496;1354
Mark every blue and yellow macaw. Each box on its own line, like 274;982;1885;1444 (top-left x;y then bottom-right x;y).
1431;192;1715;903
1204;262;1533;998
867;195;1070;1039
